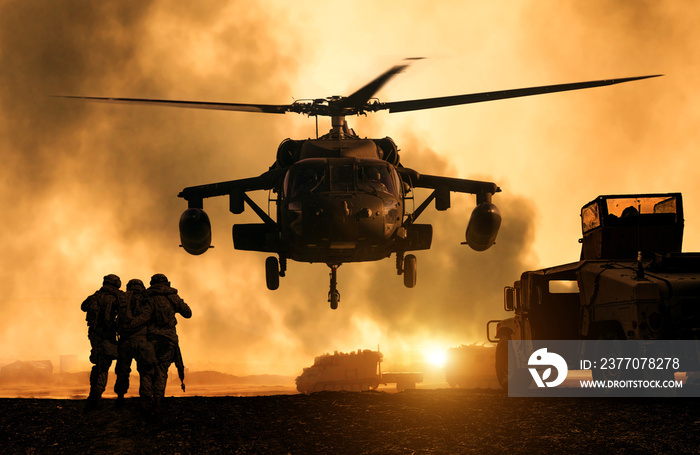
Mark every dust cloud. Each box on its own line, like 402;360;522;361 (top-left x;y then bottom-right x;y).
0;1;307;374
505;1;700;262
3;1;696;382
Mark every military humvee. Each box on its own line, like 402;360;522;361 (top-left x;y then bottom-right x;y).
295;349;423;393
488;193;700;389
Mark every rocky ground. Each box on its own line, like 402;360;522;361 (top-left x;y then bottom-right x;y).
1;389;698;454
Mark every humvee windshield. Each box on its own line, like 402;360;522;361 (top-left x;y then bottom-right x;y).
581;195;679;233
606;196;677;218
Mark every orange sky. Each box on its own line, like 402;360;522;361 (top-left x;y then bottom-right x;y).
1;1;698;375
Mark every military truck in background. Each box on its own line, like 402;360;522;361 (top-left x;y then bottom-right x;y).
444;344;498;388
295;349;423;393
487;193;700;389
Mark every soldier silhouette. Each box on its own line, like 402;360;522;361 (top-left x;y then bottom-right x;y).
147;273;192;410
114;279;157;408
81;274;122;411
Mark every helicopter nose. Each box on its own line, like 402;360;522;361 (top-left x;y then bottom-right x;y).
329;199;351;218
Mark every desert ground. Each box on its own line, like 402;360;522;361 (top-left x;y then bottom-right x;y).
1;388;698;454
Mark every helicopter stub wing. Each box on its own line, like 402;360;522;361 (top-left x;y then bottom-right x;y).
376;75;662;113
178;169;285;207
398;169;500;199
177;170;285;255
411;173;500;197
398;170;501;251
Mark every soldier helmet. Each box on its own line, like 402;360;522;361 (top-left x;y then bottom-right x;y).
150;273;170;286
126;279;146;291
103;274;121;288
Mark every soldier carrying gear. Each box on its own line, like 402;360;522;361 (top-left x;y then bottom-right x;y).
147;273;192;409
81;274;122;411
114;279;157;407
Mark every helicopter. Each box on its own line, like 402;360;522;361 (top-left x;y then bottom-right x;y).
57;60;660;309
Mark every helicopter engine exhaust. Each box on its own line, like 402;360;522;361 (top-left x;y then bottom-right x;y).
179;208;212;255
465;202;501;251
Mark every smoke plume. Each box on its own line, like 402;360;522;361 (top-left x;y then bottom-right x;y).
4;1;695;379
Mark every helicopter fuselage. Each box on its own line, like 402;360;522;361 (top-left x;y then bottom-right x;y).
54;59;659;308
279;156;404;264
179;128;499;309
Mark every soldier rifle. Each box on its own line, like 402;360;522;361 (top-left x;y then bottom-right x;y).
174;343;186;392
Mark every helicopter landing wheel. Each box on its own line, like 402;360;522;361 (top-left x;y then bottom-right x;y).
265;256;280;290
403;254;417;288
328;264;340;309
329;290;340;310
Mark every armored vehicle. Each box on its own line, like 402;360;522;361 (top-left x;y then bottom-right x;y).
488;193;700;389
444;344;498;388
295;349;423;393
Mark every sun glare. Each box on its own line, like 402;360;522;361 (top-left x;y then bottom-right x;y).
425;347;447;368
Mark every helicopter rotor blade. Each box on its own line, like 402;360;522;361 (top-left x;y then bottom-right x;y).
340;58;423;110
379;74;662;113
53;71;661;118
51;95;294;114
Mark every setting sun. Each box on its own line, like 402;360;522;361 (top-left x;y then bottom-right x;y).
425;347;448;368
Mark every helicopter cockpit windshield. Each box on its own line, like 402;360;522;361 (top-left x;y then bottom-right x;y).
284;159;399;199
357;164;395;195
285;161;329;198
